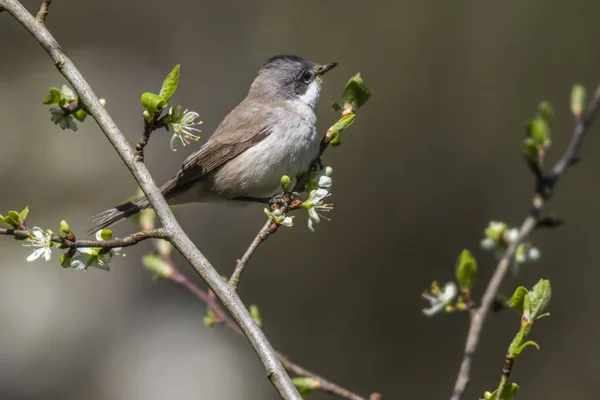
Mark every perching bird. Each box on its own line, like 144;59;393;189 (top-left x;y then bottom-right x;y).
89;55;337;234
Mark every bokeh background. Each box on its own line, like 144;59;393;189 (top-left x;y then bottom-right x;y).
2;1;600;399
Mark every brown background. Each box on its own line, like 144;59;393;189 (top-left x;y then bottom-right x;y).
1;1;600;399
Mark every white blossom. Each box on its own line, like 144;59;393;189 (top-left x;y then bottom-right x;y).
23;227;53;262
170;109;203;150
422;282;458;317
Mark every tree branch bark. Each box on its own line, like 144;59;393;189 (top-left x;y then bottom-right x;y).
0;227;169;248
0;1;301;398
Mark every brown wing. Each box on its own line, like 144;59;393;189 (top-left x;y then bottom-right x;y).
168;101;272;190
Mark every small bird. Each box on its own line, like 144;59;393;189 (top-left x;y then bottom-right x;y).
89;55;337;234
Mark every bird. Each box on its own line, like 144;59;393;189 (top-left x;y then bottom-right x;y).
88;55;337;234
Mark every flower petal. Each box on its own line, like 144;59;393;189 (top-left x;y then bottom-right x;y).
26;247;45;262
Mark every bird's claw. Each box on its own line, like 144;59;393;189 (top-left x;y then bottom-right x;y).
269;192;303;212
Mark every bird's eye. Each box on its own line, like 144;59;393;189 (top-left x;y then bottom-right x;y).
302;71;313;83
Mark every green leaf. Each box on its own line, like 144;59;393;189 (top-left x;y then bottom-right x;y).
528;279;551;319
19;206;29;221
342;73;373;109
486;383;520;400
141;92;167;113
159;64;180;101
331;102;342;112
571;84;587;117
513;340;540;356
328;130;340;146
509;286;529;315
42;87;63;105
455;249;477;289
508;323;532;356
505;383;519;399
100;229;113;241
536;312;550;320
73;109;88;122
0;213;18;228
8;211;20;225
330;113;356;133
523;291;532;318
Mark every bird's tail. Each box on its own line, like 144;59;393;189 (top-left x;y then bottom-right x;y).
88;195;151;235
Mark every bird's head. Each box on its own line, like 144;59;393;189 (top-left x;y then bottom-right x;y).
249;55;337;108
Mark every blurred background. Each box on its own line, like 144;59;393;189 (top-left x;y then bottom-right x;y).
1;1;600;399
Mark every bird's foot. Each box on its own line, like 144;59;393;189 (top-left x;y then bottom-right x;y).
269;192;303;212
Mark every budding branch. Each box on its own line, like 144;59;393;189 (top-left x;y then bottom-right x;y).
450;85;600;400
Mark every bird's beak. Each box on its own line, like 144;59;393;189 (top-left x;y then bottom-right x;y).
316;62;338;76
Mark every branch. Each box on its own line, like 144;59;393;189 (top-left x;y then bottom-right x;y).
0;1;301;398
0;227;168;248
35;0;50;23
229;220;278;288
163;249;372;400
495;354;514;400
136;114;168;162
450;85;600;400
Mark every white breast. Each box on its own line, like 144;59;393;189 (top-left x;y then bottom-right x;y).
212;102;320;198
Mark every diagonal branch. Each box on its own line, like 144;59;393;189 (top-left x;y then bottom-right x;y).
450;85;600;400
165;251;372;400
0;1;301;398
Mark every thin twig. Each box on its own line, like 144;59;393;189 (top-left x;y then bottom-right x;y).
229;220;278;288
0;1;301;397
136;115;167;162
0;227;168;248
450;85;600;400
35;0;50;23
495;354;514;400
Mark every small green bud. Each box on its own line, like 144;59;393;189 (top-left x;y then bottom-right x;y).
280;175;291;192
169;104;184;121
292;377;320;395
203;309;219;327
455;249;477;290
60;252;73;268
99;229;112;241
142;253;174;279
59;220;70;235
73;109;88;122
571;84;586;117
249;304;262;328
42;87;62;105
